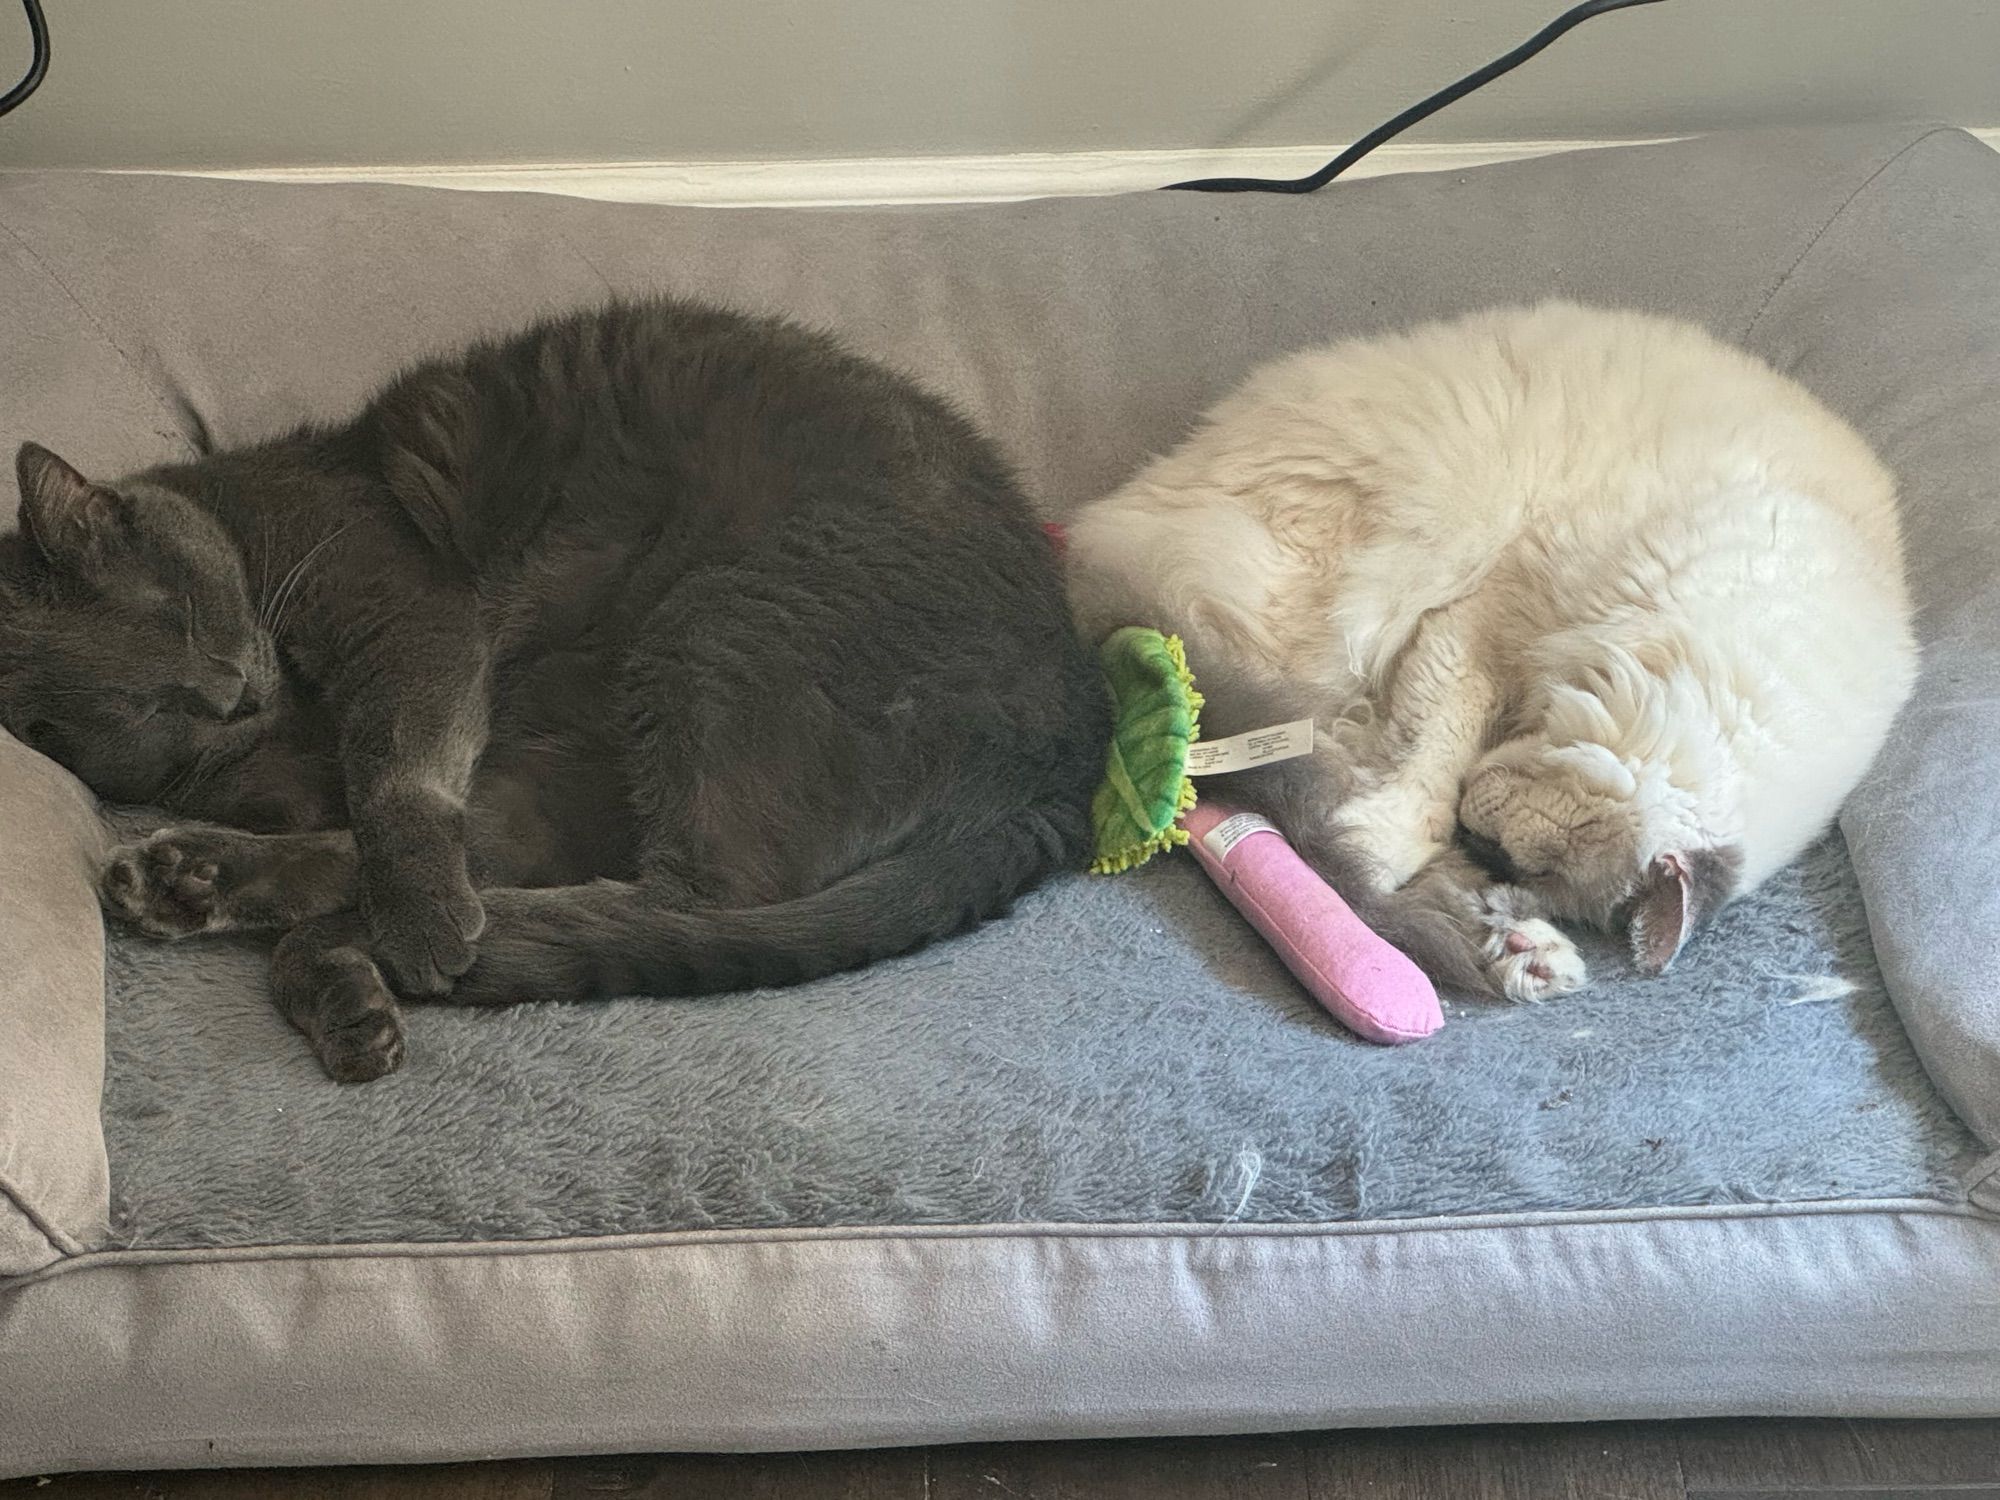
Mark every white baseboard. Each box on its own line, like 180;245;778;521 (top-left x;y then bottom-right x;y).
170;129;2000;209
171;139;1672;208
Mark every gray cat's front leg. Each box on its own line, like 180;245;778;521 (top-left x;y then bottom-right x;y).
330;616;490;997
1338;604;1501;889
102;825;360;938
271;910;406;1083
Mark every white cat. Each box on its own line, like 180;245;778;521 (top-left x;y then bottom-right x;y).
1066;301;1917;1000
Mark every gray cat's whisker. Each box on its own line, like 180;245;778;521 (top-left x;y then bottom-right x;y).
265;522;355;642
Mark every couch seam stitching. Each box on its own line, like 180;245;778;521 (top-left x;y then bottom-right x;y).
1739;125;1958;342
0;1167;84;1267
5;1197;1986;1293
1966;1150;2000;1205
0;217;203;461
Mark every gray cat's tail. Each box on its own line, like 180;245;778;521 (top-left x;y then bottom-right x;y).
445;806;1086;1006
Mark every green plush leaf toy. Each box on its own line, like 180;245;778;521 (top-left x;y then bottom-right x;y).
1088;625;1203;874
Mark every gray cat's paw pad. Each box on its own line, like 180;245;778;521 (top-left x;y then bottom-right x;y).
1484;918;1588;1002
310;962;407;1084
101;829;232;939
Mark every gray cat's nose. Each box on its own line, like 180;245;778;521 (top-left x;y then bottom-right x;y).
190;670;247;721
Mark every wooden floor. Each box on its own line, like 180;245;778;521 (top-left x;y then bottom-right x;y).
6;1420;1997;1499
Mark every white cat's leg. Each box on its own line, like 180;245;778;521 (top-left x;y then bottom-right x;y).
1340;778;1458;892
1338;607;1500;889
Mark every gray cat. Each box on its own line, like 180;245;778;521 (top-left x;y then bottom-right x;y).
0;299;1107;1081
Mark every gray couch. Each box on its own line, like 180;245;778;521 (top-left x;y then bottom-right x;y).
1;123;1997;1478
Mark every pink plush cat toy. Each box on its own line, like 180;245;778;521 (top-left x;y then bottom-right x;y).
1179;799;1442;1044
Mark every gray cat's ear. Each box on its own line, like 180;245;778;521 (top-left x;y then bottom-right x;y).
15;443;123;566
1629;846;1743;974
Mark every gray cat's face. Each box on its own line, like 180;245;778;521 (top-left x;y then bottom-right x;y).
0;443;280;801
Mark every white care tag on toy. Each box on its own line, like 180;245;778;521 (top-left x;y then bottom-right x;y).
1201;812;1278;861
1184;718;1314;776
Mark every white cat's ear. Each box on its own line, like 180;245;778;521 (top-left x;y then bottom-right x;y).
14;443;122;567
1629;847;1742;974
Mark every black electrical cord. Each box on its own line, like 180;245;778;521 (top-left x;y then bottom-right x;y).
0;0;48;118
1165;0;1669;193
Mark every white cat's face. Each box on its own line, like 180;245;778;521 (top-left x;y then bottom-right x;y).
1459;737;1740;971
1459;740;1643;920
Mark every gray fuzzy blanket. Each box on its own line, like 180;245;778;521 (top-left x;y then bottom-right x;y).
98;831;1979;1250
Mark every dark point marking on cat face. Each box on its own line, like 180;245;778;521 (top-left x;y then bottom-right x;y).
1626;843;1743;974
1456;822;1520;883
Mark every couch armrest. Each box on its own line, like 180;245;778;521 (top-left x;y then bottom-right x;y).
1743;128;2000;1159
0;727;109;1275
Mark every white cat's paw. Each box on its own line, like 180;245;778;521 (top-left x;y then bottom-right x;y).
1483;918;1588;1003
1342;785;1455;891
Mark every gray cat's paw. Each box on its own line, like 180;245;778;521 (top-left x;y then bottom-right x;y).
306;954;408;1083
100;826;237;938
1483;918;1588;1002
364;872;486;998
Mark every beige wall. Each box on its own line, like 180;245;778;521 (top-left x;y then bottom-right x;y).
2;0;1997;170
